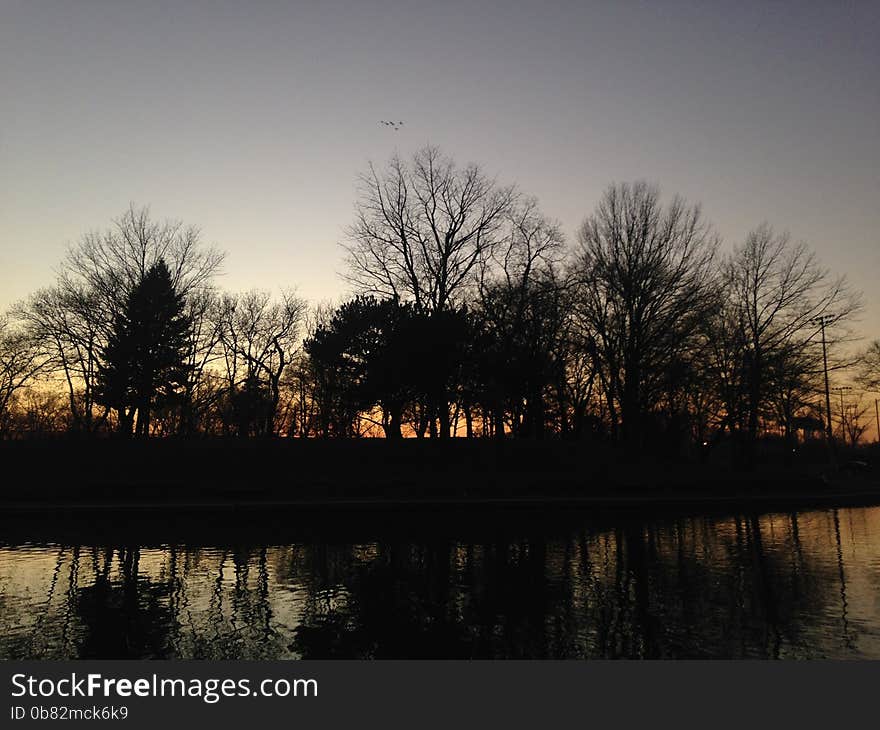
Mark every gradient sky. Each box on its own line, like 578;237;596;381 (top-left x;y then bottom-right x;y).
2;1;878;338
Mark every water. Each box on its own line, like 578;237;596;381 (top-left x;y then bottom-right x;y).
1;505;880;659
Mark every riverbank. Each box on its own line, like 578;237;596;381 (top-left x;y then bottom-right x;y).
1;438;877;514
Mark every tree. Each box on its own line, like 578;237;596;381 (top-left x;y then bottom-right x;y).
96;260;192;437
340;298;423;439
0;316;45;437
343;145;516;314
17;205;223;432
573;182;719;447
840;395;870;447
305;297;427;439
856;341;880;392
215;290;306;436
281;303;339;438
764;346;821;450
64;204;224;323
474;198;569;438
178;290;225;435
15;285;107;432
304;297;477;439
722;224;861;457
476;270;570;439
302;302;367;438
7;387;70;437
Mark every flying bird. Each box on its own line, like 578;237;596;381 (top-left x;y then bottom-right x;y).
379;120;404;131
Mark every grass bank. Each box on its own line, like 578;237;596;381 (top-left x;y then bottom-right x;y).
1;438;877;514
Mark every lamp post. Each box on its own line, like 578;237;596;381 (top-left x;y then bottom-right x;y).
810;315;835;443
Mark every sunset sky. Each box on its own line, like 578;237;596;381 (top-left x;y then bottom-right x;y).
2;1;878;338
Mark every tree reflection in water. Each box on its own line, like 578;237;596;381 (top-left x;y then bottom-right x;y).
1;506;878;659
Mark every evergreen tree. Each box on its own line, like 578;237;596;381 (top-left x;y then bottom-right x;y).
305;296;471;438
97;260;192;436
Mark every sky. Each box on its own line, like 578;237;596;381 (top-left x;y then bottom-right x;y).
1;1;878;339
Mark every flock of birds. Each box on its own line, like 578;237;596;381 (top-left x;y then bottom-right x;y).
379;120;405;131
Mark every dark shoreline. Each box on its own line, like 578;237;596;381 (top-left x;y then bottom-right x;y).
2;480;879;549
2;438;878;517
4;481;879;512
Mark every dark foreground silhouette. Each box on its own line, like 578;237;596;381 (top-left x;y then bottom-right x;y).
1;439;878;513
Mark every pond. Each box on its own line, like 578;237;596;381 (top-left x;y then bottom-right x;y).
1;504;879;658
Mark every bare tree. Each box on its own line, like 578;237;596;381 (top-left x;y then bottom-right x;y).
723;224;861;453
179;289;225;434
765;346;823;450
481;197;565;294
474;198;569;438
344;145;516;314
701;297;750;439
856;340;880;392
216;290;307;436
63;204;224;324
840;394;871;447
14;285;107;432
0;316;46;436
573;181;719;446
555;312;601;439
7;387;69;436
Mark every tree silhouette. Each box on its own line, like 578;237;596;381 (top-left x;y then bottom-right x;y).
0;172;870;448
306;297;423;438
214;290;305;436
344;146;516;314
573;182;719;448
0;316;45;436
13;285;107;433
304;297;479;438
856;341;880;392
97;260;192;437
15;205;222;434
720;225;861;461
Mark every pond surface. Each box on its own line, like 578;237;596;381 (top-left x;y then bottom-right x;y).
2;505;880;659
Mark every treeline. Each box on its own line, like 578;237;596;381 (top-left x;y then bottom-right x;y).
1;146;876;454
